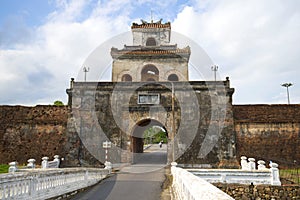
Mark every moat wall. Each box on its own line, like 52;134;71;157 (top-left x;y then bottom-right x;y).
214;183;300;199
0;105;68;165
0;104;299;167
234;105;300;167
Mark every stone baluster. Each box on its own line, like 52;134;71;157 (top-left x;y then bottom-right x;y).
53;155;60;168
270;162;281;185
248;158;256;170
241;156;248;170
27;158;36;168
257;160;266;170
42;157;49;168
8;161;18;173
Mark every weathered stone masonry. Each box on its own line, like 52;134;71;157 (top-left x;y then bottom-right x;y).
214;183;300;199
234;105;300;167
66;80;235;166
0;105;68;165
1;104;299;167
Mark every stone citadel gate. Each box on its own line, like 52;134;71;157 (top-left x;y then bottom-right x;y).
66;19;236;166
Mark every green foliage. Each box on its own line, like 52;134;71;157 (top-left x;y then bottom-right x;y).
143;126;168;144
0;164;9;174
54;100;64;106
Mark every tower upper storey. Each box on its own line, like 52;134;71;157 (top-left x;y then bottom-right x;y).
111;19;190;82
131;19;171;46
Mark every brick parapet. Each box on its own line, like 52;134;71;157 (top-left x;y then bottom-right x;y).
233;104;300;123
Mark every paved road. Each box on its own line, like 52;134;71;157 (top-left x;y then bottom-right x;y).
71;144;168;200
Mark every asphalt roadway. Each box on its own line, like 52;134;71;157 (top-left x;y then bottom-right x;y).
71;144;168;200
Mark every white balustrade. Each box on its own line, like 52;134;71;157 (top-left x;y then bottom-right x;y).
46;155;60;168
189;156;281;186
0;168;110;200
171;162;234;200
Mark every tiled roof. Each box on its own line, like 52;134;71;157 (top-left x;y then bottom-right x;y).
131;21;171;29
111;47;190;58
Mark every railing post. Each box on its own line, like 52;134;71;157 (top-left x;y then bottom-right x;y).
270;162;281;185
27;159;36;168
8;162;18;173
248;158;256;170
257;160;266;170
42;157;49;168
53;155;60;168
241;156;248;170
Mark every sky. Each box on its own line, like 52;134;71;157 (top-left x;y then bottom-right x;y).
0;0;299;105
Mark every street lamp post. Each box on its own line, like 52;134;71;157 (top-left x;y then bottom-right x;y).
281;83;293;104
211;65;218;81
171;81;175;162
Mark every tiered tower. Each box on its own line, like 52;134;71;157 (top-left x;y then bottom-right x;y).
111;19;190;82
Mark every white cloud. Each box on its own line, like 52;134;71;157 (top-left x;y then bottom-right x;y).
0;0;299;105
0;0;133;105
172;0;300;104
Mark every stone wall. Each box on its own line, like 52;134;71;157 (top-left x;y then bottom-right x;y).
233;105;300;167
0;105;68;165
67;80;236;166
1;100;300;168
214;183;300;199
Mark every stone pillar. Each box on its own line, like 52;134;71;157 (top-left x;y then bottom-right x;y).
27;159;36;168
105;161;112;174
8;161;18;173
270;162;281;185
257;160;266;170
248;158;256;170
241;156;248;170
42;157;49;169
54;155;60;168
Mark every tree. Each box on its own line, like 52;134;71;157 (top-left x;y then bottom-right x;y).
54;100;64;106
143;126;167;144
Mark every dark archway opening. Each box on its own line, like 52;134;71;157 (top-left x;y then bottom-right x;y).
121;74;132;82
141;64;159;82
131;119;168;164
168;74;179;81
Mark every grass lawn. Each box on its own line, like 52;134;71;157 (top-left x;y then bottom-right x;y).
0;164;9;174
280;168;300;184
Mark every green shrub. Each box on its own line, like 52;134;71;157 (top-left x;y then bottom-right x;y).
0;164;9;174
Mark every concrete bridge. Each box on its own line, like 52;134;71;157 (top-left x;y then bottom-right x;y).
1;146;280;200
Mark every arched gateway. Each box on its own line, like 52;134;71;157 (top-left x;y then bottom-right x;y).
67;19;236;167
131;119;168;153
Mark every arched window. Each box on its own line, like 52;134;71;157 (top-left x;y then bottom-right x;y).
141;64;159;82
146;37;156;46
168;74;179;81
121;74;132;82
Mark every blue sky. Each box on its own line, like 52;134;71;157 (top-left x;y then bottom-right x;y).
0;0;299;105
